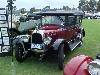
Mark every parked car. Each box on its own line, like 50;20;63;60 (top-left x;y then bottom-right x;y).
85;12;93;19
13;10;85;70
93;12;100;19
64;54;100;75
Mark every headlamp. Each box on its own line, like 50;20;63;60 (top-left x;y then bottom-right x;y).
43;37;52;45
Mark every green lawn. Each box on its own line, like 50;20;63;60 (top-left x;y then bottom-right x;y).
0;19;100;75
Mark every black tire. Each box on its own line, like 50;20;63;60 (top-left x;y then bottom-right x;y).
82;29;85;37
15;43;27;62
58;44;65;70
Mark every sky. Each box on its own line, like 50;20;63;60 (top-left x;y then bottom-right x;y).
0;0;80;10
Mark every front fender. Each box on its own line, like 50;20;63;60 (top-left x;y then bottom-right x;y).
13;38;26;51
52;39;65;50
13;38;23;45
64;55;93;75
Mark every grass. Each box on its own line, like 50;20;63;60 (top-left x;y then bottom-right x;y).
0;19;100;75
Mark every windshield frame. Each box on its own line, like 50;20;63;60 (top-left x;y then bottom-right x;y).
41;15;65;26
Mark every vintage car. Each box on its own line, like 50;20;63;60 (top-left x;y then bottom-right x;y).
13;10;85;70
64;54;100;75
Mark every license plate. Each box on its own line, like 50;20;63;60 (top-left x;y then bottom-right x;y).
31;43;42;49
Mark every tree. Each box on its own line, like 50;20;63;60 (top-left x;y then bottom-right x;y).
97;0;100;11
30;7;36;13
84;1;90;11
63;6;66;10
78;0;97;12
89;0;97;12
78;0;86;11
66;6;71;10
63;6;71;10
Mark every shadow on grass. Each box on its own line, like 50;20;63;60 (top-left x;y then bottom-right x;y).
14;54;62;72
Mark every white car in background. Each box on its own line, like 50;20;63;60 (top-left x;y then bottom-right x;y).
93;12;100;19
85;12;93;19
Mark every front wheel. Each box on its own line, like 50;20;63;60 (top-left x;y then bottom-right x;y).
58;44;65;70
15;43;27;62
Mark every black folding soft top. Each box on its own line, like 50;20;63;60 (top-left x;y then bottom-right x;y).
36;10;84;16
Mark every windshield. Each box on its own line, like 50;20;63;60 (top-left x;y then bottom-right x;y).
18;16;41;32
42;16;65;25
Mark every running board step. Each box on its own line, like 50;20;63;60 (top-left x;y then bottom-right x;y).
69;41;81;51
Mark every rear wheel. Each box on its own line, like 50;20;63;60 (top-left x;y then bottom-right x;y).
15;43;27;62
58;44;65;70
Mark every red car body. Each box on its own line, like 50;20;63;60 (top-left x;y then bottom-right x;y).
64;55;93;75
40;24;81;44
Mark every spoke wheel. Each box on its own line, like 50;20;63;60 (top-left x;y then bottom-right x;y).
15;43;26;62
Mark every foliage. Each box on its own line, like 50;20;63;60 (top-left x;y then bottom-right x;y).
78;0;97;12
89;0;97;12
63;6;71;10
97;0;100;11
78;0;87;10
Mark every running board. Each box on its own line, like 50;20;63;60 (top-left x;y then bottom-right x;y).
69;41;81;51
